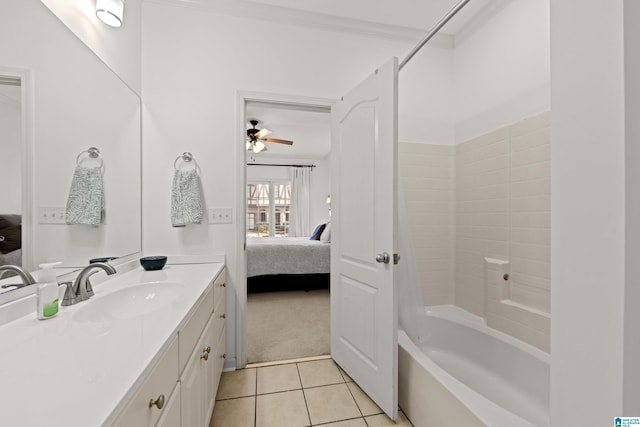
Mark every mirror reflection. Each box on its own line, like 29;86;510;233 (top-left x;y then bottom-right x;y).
0;1;141;296
0;78;22;275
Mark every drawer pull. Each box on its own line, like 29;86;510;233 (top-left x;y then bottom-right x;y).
149;394;165;410
201;351;209;361
204;346;212;354
220;313;226;319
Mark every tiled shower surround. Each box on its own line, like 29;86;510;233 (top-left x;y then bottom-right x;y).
399;112;550;352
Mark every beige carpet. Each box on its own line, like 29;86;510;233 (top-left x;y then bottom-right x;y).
247;289;330;364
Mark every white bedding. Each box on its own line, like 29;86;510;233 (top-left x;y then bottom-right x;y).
246;237;330;278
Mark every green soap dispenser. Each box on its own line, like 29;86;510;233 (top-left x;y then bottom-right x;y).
36;262;60;319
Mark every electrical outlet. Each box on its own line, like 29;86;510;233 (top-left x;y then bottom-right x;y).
39;206;66;224
208;207;232;224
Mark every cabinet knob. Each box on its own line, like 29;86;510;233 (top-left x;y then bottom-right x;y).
204;346;212;354
220;313;226;319
149;394;165;410
201;352;209;361
220;283;226;287
221;353;226;359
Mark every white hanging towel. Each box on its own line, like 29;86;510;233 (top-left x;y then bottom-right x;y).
171;169;204;227
65;166;105;226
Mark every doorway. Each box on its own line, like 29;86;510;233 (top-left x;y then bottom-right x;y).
236;92;335;367
0;68;33;274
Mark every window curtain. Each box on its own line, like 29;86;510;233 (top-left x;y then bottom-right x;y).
289;167;311;237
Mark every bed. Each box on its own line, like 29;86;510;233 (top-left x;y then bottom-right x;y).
246;236;330;293
0;214;22;268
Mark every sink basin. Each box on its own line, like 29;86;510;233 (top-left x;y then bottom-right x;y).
72;281;184;322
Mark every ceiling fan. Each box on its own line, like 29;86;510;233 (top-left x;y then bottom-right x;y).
246;119;294;153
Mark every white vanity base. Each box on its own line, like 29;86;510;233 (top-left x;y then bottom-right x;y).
0;261;225;427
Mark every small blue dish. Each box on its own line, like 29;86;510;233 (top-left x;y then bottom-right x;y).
140;256;167;271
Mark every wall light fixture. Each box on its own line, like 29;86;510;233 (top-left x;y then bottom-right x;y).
96;0;124;28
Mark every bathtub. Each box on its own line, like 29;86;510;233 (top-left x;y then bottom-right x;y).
398;305;549;427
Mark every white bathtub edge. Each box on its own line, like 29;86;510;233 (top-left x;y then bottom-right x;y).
426;304;550;363
398;329;539;427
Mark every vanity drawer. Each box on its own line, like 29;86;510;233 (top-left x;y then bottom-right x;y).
113;336;179;427
179;285;214;374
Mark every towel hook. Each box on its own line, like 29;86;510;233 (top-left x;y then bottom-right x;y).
76;147;105;172
174;152;199;174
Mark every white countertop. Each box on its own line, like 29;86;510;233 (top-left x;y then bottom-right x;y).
0;262;224;427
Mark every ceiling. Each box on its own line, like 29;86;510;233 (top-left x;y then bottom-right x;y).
244;0;490;34
245;102;331;160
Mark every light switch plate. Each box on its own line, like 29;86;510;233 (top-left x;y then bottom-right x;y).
39;206;66;224
208;207;232;224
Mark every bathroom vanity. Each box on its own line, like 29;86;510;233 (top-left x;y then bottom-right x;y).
0;261;226;427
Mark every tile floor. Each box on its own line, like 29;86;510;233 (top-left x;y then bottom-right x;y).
210;358;414;427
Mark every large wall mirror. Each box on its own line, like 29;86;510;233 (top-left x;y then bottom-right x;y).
0;1;141;299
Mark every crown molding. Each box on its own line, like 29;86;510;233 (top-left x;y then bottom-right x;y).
145;0;454;48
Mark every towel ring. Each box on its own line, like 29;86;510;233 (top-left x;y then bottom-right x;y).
174;152;199;174
76;147;105;172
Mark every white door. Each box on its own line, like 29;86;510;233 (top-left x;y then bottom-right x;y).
330;57;398;420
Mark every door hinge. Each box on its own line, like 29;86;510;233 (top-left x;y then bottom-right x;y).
393;253;400;265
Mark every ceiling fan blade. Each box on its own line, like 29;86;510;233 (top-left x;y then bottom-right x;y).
263;137;294;145
255;128;272;139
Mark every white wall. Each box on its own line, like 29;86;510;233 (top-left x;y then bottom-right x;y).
0;85;22;214
141;1;446;368
39;0;142;94
623;0;640;411
453;0;550;144
550;0;640;423
398;47;454;145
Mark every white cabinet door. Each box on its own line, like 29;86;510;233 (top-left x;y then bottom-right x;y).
181;340;205;427
112;337;180;427
201;312;217;421
156;383;181;427
182;310;223;427
330;57;398;420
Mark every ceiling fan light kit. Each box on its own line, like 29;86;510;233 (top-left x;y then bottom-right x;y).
246;119;294;153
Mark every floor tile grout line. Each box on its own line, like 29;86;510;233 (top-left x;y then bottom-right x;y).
253;367;258;427
310;415;367;426
216;395;258;402
301;380;346;390
297;362;314;426
344;380;366;419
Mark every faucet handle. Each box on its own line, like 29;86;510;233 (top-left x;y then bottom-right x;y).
84;271;100;298
60;281;78;306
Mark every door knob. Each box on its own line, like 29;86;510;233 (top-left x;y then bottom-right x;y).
376;252;390;264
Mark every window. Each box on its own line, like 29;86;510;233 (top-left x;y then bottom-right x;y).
247;181;291;237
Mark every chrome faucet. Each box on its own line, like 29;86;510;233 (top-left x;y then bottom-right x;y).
61;262;117;306
0;265;36;289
